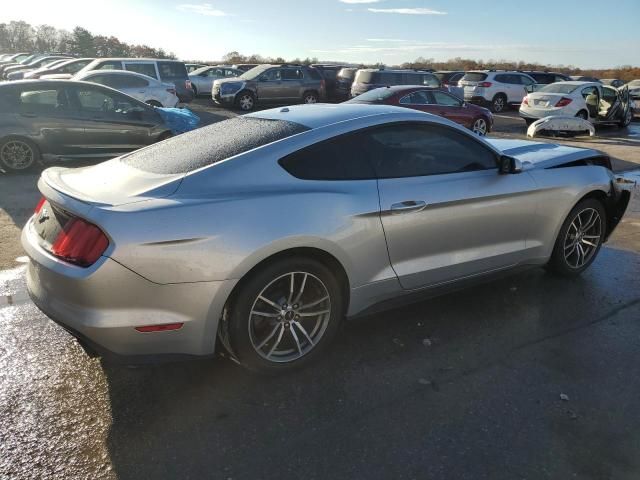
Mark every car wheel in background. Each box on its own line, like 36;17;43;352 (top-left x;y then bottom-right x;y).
546;198;606;276
575;110;588;120
236;91;256;111
227;256;344;373
472;117;488;135
490;94;507;113
146;100;163;107
0;137;39;173
302;91;319;104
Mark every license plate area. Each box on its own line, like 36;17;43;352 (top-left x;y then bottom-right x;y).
33;201;72;247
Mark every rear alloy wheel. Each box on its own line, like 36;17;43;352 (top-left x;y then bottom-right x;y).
491;94;507;113
303;91;319;104
472;117;488;135
547;199;606;276
236;91;255;111
0;138;39;172
228;257;344;373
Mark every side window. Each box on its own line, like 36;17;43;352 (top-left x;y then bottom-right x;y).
96;61;123;71
519;75;534;85
71;86;137;117
422;74;440;87
125;63;158;79
494;74;507;83
366;123;497;178
581;86;598;99
432;91;462;107
225;69;239;77
282;68;303;80
261;69;282;81
119;76;148;88
158;61;187;80
306;68;322;80
279;132;376;180
17;87;67;113
399;91;432;105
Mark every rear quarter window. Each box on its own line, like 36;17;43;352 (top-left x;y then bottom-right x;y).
158;61;188;80
122;117;310;174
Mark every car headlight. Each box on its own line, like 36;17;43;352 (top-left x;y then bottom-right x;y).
220;82;244;95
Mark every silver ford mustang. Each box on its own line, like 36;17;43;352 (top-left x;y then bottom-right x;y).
22;104;633;373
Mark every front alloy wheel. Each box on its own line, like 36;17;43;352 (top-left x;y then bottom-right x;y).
0;139;37;172
472;118;488;135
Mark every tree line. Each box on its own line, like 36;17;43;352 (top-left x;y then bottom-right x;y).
0;20;176;59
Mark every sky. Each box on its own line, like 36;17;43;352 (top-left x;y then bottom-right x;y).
3;0;639;68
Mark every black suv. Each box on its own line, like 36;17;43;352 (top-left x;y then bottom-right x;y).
521;71;572;84
212;64;326;111
350;69;440;98
311;64;349;101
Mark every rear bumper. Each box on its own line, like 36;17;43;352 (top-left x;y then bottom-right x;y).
22;220;236;361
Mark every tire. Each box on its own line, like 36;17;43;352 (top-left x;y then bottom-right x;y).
0;137;40;173
546;198;606;277
575;110;588;120
490;94;507;113
235;90;256;111
471;117;489;135
146;100;163;107
302;90;319;104
524;118;535;127
228;256;345;374
191;84;198;97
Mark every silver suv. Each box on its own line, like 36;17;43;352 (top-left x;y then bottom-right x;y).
212;64;326;111
459;70;536;113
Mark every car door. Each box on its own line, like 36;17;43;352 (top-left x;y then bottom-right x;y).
371;122;538;290
430;90;470;128
67;84;159;157
281;68;304;100
14;84;87;157
256;68;284;101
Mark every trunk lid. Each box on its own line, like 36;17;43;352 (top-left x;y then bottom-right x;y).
41;157;184;207
527;92;566;108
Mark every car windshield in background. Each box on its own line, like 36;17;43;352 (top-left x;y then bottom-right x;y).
348;87;397;103
239;65;271;80
121;117;309;174
538;83;580;94
461;72;488;82
337;68;357;80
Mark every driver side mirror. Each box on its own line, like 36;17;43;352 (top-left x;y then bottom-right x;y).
499;155;523;174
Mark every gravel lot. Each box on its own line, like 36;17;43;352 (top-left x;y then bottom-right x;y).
1;100;639;480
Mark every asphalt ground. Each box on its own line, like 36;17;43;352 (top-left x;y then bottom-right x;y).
1;99;639;480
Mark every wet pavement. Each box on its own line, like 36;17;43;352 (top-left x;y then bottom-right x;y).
1;102;640;479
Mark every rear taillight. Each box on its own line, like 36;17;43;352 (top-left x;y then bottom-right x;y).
478;81;492;88
34;196;46;213
556;97;572;107
51;217;108;267
185;79;192;89
522;96;529;106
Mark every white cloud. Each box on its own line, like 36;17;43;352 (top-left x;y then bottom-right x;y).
367;38;409;42
368;7;447;15
339;0;382;3
177;3;229;16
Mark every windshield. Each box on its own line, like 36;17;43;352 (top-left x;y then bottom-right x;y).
538;83;580;94
347;87;397;103
239;65;271;80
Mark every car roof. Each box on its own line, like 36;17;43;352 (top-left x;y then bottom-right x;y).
247;103;448;130
91;58;180;62
76;69;159;81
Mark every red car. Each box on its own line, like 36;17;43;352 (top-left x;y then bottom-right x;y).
346;85;493;136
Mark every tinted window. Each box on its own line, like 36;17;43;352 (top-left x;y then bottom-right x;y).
337;68;357;80
158;61;188;80
529;73;552;84
432;91;462;106
70;86;138;117
377;72;403;84
122;117;309;174
15;87;67;113
96;61;123;70
518;75;534;85
349;87;397;103
307;68;322;80
399;91;432;105
539;83;580;94
261;69;282;81
494;74;509;83
279;133;376;180
461;73;488;82
320;69;337;80
282;68;303;80
366;124;497;178
125;63;157;79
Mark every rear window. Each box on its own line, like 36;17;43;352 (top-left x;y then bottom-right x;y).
538;83;580;94
461;72;487;82
158;61;188;80
121;117;309;174
347;87;397;103
337;68;356;80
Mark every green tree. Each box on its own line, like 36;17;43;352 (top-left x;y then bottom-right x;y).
71;26;95;56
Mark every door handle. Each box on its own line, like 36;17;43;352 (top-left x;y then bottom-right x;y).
390;200;427;214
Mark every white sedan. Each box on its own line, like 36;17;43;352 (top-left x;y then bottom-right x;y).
520;81;632;128
72;70;179;108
